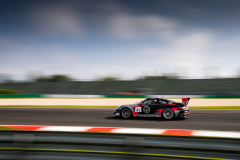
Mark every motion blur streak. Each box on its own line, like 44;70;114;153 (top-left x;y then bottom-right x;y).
0;108;240;131
0;131;239;160
0;148;236;160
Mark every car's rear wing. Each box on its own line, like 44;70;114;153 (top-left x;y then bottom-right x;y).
182;98;190;105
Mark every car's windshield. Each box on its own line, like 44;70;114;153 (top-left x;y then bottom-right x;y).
134;100;144;105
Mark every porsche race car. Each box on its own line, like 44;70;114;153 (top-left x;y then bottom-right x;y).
113;97;190;120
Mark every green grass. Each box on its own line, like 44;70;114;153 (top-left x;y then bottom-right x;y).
0;105;240;109
0;126;16;130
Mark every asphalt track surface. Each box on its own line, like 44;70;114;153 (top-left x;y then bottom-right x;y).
0;108;240;131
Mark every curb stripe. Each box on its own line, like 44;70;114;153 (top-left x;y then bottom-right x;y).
6;126;43;131
36;126;93;132
163;130;194;136
87;127;117;132
110;128;165;134
0;125;239;139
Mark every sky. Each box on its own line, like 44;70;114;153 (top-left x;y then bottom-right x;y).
1;0;240;81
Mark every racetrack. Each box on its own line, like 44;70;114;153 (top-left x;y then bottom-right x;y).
0;108;239;132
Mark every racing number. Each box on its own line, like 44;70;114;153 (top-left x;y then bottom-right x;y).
135;107;142;112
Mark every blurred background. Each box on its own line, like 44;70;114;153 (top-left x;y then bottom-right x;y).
1;0;240;95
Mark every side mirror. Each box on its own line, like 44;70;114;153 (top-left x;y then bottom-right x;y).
139;102;143;106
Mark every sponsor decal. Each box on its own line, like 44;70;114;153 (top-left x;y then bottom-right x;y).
135;107;142;112
143;106;150;114
134;114;161;117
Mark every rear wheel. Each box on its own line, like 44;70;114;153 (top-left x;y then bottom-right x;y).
162;108;174;120
121;108;132;119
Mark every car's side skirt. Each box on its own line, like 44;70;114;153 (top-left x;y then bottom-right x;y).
133;114;161;118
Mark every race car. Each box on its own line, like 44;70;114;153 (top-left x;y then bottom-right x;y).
113;97;190;120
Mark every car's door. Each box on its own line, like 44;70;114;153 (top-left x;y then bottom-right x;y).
142;99;158;114
137;100;152;115
153;99;164;113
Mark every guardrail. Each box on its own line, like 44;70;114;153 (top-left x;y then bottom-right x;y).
0;130;239;160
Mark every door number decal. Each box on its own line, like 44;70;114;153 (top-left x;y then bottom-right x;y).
135;107;142;112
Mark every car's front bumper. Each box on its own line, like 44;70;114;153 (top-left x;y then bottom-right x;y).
113;110;120;117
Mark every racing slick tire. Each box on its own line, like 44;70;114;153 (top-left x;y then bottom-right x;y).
162;108;175;120
121;108;132;119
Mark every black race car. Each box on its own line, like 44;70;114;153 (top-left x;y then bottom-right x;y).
113;97;190;120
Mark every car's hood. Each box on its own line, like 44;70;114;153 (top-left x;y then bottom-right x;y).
119;104;137;108
116;104;137;111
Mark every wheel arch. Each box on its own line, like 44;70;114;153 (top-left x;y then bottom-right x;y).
120;107;133;118
162;108;175;120
121;106;134;112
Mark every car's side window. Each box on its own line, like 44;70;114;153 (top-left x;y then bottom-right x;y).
143;100;160;105
150;100;156;105
168;101;172;104
143;100;151;105
161;100;167;104
158;100;163;105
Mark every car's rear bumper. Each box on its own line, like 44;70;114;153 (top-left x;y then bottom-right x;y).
177;109;189;117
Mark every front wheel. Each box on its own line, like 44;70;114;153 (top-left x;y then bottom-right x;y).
121;108;132;119
162;108;175;120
